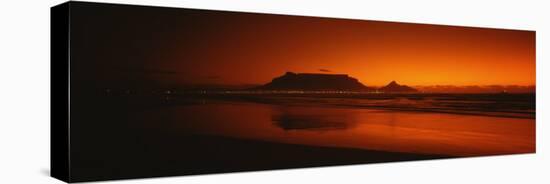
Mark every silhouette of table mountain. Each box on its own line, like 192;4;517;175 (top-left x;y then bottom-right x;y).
379;81;418;93
257;72;373;91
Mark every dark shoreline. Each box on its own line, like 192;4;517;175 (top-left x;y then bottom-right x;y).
71;134;452;182
67;92;534;182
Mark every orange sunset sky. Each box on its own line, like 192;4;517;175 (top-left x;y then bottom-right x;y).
73;7;536;87
167;13;535;87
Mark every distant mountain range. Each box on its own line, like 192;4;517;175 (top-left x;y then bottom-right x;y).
169;72;533;93
256;72;420;93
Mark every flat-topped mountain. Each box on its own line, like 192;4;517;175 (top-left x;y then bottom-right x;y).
257;72;372;91
379;81;418;93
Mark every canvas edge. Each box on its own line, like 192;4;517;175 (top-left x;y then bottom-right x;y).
51;1;71;183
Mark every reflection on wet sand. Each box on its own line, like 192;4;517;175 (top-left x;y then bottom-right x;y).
272;106;358;131
164;97;534;157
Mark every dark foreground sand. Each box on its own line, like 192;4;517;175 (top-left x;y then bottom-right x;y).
70;134;450;182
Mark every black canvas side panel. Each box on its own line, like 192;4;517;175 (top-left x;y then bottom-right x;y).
51;2;71;183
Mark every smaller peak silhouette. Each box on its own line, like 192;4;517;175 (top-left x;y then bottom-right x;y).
379;81;418;93
387;81;399;86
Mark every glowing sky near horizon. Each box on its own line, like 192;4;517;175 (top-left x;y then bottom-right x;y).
73;6;535;87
